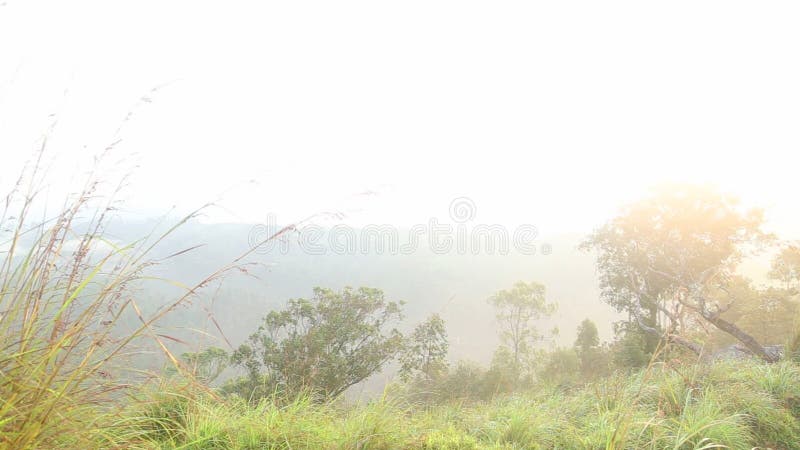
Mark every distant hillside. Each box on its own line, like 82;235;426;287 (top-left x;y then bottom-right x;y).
107;217;619;367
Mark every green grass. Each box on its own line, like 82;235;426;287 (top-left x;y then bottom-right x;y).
113;360;800;450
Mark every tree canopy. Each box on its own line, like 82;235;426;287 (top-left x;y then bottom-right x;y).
487;281;557;378
231;286;404;399
582;185;778;361
399;313;449;382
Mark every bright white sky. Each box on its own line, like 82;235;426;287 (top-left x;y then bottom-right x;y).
1;1;799;235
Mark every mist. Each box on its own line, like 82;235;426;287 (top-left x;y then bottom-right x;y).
2;2;800;448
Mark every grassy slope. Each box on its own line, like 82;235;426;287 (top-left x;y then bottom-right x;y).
114;360;800;450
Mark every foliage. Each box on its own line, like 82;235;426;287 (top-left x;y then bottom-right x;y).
574;318;611;380
575;318;600;351
484;347;526;395
536;347;581;387
432;360;491;402
399;313;449;382
219;374;282;404
582;184;777;361
770;244;800;289
611;324;651;369
786;317;800;364
230;286;405;400
181;347;229;384
704;276;798;349
487;281;556;382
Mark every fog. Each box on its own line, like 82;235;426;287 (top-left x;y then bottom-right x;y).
2;1;800;400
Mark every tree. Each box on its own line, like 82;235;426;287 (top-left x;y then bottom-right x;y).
487;281;557;379
231;287;404;399
537;348;580;386
769;244;800;290
703;276;798;348
399;313;449;382
581;185;778;361
574;319;601;377
434;360;489;401
611;324;650;369
181;347;228;384
574;319;599;354
485;346;522;394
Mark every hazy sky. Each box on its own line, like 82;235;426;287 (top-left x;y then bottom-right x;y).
2;1;799;235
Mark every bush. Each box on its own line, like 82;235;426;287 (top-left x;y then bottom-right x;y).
536;347;581;387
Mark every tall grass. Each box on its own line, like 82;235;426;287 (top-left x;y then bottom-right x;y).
0;146;234;448
121;360;800;449
0;149;140;447
0;138;300;448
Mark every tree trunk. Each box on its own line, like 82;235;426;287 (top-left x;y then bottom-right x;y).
700;310;779;363
666;333;703;356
